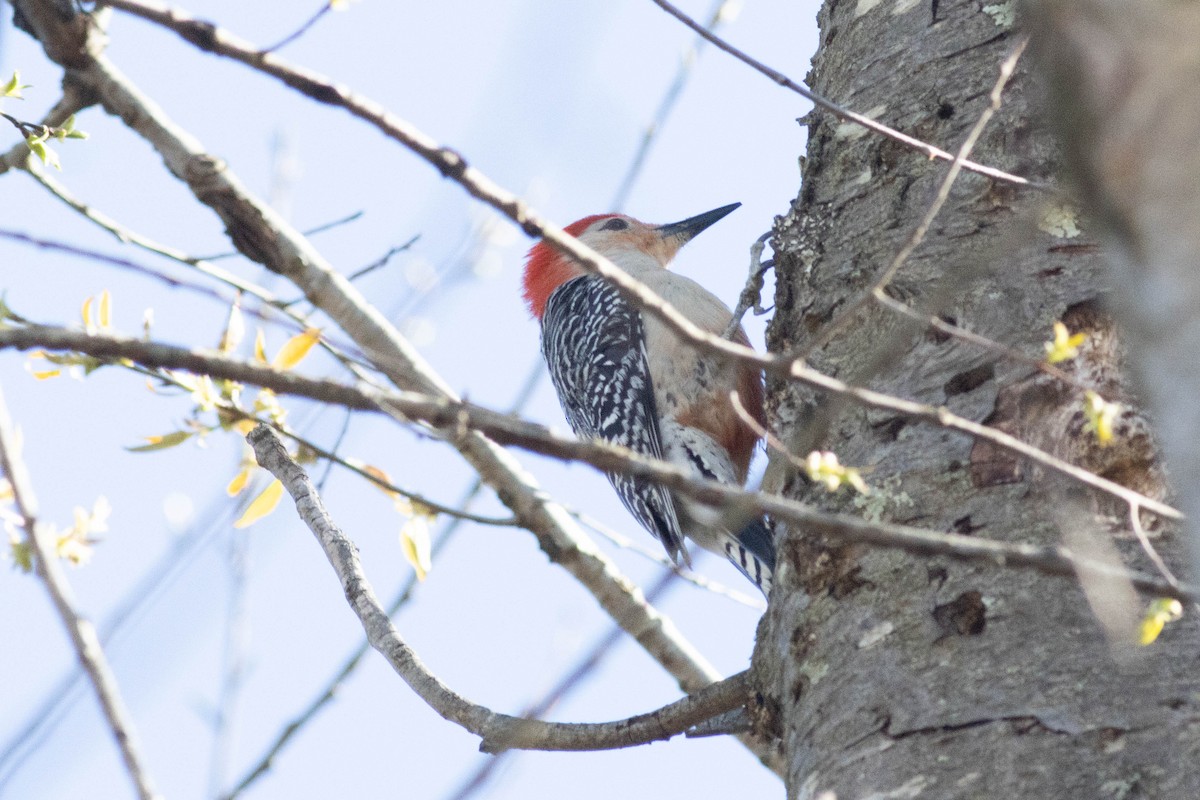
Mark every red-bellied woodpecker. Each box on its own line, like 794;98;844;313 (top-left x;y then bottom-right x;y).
522;203;775;596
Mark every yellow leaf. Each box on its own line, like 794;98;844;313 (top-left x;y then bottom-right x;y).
1083;391;1120;446
98;289;112;329
362;463;400;499
81;294;94;331
1044;321;1087;364
126;430;193;452
272;328;321;370
30;367;61;380
400;514;433;581
254;328;268;364
234;479;283;529
227;466;253;497
219;300;245;354
232;418;257;435
1139;615;1165;646
1139;598;1183;645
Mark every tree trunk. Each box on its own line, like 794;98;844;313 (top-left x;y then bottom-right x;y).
755;1;1200;797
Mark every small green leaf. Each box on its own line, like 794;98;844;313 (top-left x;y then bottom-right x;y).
2;71;30;99
126;430;194;452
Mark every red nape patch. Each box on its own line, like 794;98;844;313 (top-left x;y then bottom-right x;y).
522;214;612;319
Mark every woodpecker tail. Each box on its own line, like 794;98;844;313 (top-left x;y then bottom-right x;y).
719;517;776;598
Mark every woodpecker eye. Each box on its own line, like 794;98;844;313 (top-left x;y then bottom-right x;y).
599;218;629;231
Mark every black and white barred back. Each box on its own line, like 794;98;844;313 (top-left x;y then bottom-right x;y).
540;276;689;564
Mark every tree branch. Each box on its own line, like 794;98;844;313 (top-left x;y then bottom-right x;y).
2;314;1179;528
246;424;752;754
83;0;1175;524
2;325;1191;602
0;385;162;800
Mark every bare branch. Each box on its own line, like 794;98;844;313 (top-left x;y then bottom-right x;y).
3;315;1179;528
223;483;480;800
0;385;162;800
246;424;752;754
2;325;1191;601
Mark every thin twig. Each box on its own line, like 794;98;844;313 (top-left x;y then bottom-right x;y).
17;163;287;302
729;389;806;472
260;1;333;53
0;385;162;800
609;0;736;210
723;231;773;339
799;36;1030;358
572;510;765;609
0;226;248;308
0;84;93;177
118;355;521;527
872;290;1101;394
246;425;752;753
269;420;520;526
345;234;420;283
192;211;367;262
649;0;1043;189
1128;503;1184;598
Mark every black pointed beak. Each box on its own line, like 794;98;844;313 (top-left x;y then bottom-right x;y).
656;202;741;245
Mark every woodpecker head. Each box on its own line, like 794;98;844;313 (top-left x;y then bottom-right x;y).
522;202;741;319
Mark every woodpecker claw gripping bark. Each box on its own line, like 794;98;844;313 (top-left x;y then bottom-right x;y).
523;203;776;597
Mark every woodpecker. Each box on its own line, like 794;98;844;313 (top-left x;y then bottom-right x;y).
523;203;776;596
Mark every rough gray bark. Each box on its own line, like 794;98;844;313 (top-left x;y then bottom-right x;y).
755;1;1200;797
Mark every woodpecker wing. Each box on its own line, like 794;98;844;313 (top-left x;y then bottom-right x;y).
540;276;688;563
